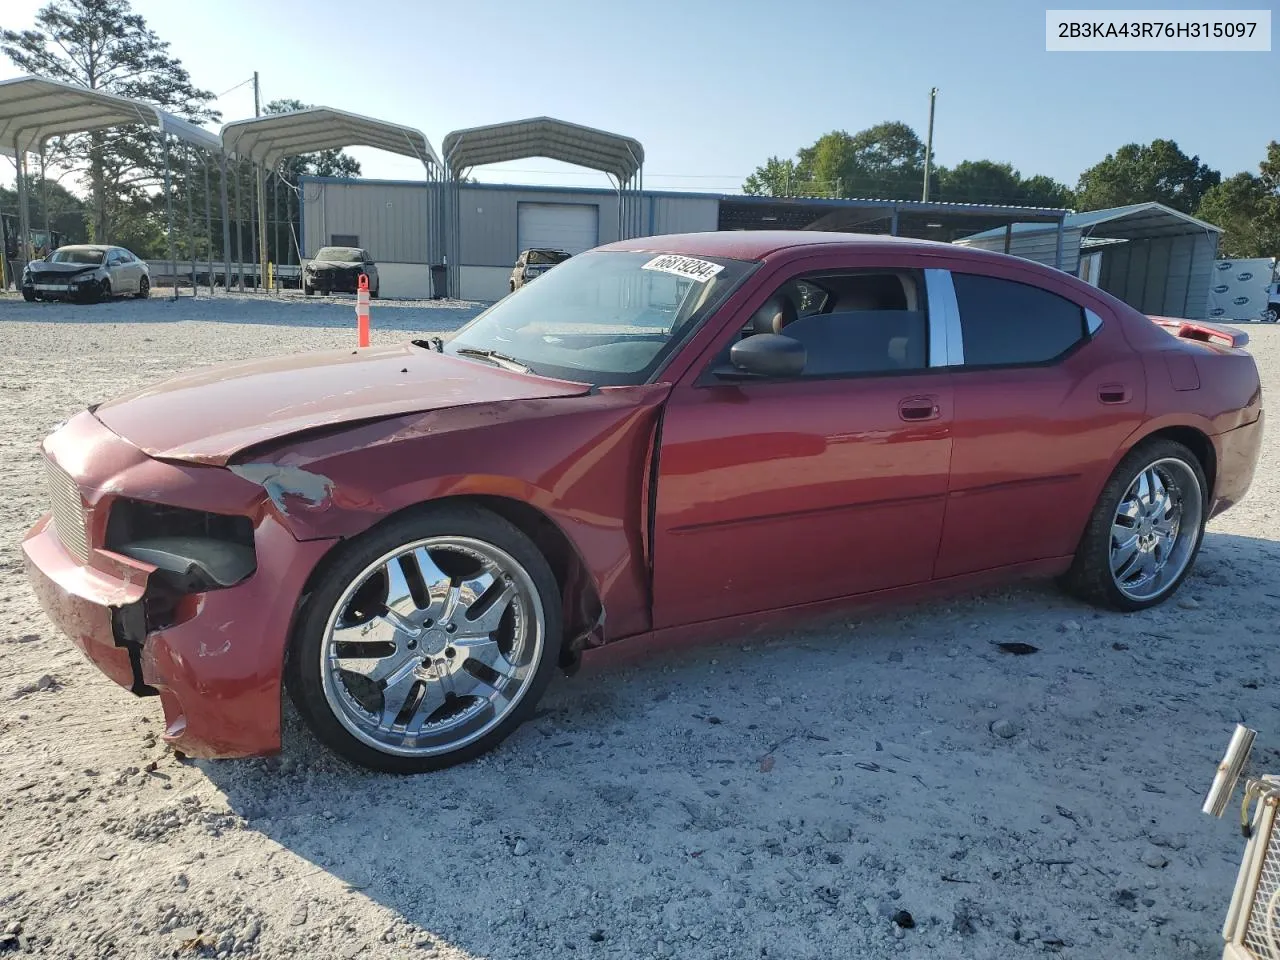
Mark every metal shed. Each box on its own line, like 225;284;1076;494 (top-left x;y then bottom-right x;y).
957;202;1223;318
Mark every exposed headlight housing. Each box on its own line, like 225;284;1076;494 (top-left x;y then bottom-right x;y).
106;499;256;597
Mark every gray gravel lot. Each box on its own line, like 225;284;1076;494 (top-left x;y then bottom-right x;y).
0;291;1277;959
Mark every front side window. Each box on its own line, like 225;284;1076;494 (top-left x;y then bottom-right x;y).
446;250;756;386
729;270;930;377
951;273;1087;367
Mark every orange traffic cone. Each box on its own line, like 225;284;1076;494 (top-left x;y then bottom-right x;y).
356;273;371;348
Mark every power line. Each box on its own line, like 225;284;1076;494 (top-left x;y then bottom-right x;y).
214;77;254;99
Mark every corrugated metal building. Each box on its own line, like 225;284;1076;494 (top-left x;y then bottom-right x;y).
301;178;719;300
300;175;1074;302
956;202;1222;318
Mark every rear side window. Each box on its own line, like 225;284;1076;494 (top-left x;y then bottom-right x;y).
952;273;1087;367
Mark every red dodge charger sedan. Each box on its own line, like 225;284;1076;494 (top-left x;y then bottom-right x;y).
22;232;1264;773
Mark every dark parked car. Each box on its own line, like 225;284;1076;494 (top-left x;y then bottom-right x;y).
22;244;151;302
509;248;570;291
23;231;1263;773
304;246;379;297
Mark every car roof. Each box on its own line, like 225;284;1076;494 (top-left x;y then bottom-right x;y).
601;229;1084;276
56;244;111;252
600;230;956;261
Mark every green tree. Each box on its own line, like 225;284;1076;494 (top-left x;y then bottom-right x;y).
0;176;88;246
743;156;798;196
1;0;218;242
1075;139;1220;214
1195;142;1280;258
1018;174;1075;208
841;122;926;198
935;161;1073;207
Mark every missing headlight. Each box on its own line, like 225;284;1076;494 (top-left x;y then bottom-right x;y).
106;499;256;597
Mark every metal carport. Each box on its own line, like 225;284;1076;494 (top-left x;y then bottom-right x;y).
441;117;645;298
957;202;1223;316
0;74;226;298
221;107;443;294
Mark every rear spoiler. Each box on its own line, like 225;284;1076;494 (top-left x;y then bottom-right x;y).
1148;315;1250;349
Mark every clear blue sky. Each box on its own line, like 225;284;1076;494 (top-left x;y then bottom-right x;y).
2;0;1276;193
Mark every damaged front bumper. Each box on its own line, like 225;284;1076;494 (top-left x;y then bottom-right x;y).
20;411;337;759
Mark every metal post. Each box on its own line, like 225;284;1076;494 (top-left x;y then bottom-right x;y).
14;136;32;265
890;207;900;236
1003;223;1013;254
202;153;214;294
256;164;267;291
40;148;51;254
1054;218;1065;271
273;168;281;292
219;155;233;292
922;87;938;202
162;132;177;301
233;159;245;292
249;162;260;292
184;146;196;296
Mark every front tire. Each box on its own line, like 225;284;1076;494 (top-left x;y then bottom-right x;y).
304;284;314;296
135;276;150;299
286;504;562;773
22;288;35;302
1062;439;1207;611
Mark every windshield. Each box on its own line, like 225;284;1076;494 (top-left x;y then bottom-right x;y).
527;250;569;265
48;248;104;265
314;247;363;262
446;250;756;386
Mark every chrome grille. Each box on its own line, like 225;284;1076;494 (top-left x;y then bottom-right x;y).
1244;811;1280;959
44;455;90;562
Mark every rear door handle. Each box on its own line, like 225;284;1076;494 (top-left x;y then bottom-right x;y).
899;395;940;422
1098;383;1131;404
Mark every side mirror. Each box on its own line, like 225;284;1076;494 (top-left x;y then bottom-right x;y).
721;334;806;379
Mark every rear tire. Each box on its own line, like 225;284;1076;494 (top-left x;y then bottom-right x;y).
286;504;563;774
1061;439;1207;611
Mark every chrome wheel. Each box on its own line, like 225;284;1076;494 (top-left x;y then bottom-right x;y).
1109;458;1203;602
319;536;544;758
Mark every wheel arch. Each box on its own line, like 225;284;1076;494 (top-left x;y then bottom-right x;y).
1116;418;1218;503
286;493;604;676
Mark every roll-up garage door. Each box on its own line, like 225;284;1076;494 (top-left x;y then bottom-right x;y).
516;202;600;256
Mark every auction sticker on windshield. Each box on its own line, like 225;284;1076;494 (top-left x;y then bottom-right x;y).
642;254;725;283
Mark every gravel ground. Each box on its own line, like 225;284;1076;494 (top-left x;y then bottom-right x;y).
1;291;1277;960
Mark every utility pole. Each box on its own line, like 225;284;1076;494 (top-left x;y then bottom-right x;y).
253;71;268;292
922;87;938;202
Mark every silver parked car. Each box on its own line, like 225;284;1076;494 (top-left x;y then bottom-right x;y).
21;244;151;302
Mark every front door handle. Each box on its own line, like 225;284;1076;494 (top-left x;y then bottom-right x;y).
899;395;940;422
1098;383;1132;404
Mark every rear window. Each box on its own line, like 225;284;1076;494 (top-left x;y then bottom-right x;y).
952;273;1087;367
527;250;570;264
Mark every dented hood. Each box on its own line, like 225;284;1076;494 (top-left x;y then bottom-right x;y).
92;342;591;465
